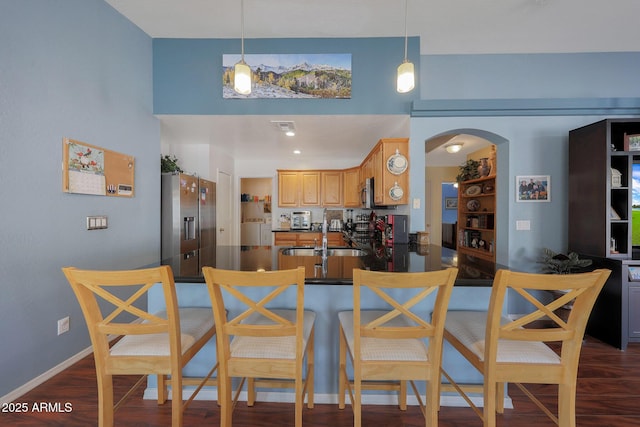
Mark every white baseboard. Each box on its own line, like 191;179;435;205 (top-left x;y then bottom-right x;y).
0;331;127;406
0;345;94;405
142;387;513;409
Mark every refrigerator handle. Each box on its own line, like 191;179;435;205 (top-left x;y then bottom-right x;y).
184;216;196;240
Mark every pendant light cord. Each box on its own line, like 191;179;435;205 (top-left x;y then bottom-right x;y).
403;0;408;61
240;0;245;62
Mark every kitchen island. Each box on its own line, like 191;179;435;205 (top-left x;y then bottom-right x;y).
148;244;508;406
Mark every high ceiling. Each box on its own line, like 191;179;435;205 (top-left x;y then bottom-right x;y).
106;0;639;164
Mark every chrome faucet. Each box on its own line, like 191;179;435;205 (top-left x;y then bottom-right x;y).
321;209;328;259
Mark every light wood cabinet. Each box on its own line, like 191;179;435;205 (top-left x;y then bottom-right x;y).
361;138;409;206
343;167;361;207
277;170;320;207
274;232;345;247
277;138;409;208
321;171;343;207
278;171;300;207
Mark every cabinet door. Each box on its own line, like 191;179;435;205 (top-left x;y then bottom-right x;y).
298;232;321;247
299;172;321;206
630;286;640;338
322;171;343;207
373;146;384;205
327;233;345;246
343;168;361;207
274;232;298;246
278;171;299;207
380;138;409;205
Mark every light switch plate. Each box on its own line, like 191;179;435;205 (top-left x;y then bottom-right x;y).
87;215;108;230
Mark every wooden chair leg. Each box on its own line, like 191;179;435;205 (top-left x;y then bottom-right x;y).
558;382;576;427
399;380;407;410
496;382;505;413
483;380;497;427
295;376;303;427
157;374;168;404
247;378;256;406
97;371;114;427
338;327;347;410
354;372;362;427
171;372;182;427
426;379;439;427
219;375;232;427
307;329;315;409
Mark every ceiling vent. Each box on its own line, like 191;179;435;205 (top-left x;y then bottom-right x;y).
271;120;296;136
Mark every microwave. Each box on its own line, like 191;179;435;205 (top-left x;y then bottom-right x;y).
291;211;311;230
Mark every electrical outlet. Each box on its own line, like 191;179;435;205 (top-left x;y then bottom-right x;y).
57;316;70;335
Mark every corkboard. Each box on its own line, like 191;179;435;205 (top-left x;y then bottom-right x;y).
62;138;135;197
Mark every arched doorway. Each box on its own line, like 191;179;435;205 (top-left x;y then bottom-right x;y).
425;129;509;263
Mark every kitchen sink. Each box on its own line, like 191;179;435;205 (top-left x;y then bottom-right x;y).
281;247;367;257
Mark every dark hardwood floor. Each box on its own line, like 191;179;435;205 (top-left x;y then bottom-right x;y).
2;336;640;426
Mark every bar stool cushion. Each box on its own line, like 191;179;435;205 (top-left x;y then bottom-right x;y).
445;310;560;364
110;308;214;357
230;309;316;359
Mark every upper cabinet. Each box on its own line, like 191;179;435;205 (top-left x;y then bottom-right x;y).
278;171;321;207
321;171;343;207
362;138;410;207
277;137;410;208
343;167;361;207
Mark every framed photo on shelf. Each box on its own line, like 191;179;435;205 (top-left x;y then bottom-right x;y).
445;197;458;209
516;175;550;202
625;133;640;151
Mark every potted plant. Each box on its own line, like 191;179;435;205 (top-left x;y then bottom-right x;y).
539;248;593;313
456;159;480;182
161;155;183;173
539;248;592;274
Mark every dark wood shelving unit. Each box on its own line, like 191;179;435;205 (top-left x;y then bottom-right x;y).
569;118;640;350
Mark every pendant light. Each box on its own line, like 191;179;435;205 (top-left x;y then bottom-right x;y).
234;0;251;95
396;0;415;93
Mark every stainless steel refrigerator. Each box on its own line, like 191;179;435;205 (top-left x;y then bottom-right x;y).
161;173;216;275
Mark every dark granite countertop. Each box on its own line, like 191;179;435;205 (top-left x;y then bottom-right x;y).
161;244;507;286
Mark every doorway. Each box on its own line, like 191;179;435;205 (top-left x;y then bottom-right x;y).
425;132;501;252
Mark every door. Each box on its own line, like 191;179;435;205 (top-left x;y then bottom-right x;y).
217;170;233;246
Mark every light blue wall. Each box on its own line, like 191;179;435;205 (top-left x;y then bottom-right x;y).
0;0;159;398
153;37;420;115
421;52;640;99
406;52;640;268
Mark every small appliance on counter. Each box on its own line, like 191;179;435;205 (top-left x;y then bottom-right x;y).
290;211;311;230
382;214;409;246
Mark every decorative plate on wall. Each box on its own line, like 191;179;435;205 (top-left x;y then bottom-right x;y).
389;183;404;201
387;150;408;175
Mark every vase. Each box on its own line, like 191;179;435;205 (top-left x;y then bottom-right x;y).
478;158;490;177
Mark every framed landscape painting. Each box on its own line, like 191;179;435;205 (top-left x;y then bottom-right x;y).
516;175;550;202
222;53;352;99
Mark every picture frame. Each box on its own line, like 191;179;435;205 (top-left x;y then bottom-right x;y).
445;197;458;209
222;53;352;99
516;175;550;202
625;133;640;151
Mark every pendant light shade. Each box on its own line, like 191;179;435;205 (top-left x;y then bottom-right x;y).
396;0;415;93
397;60;415;93
234;0;252;95
234;61;252;95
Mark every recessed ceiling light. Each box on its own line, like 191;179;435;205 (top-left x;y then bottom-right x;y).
445;143;464;154
285;130;295;137
293;150;301;155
